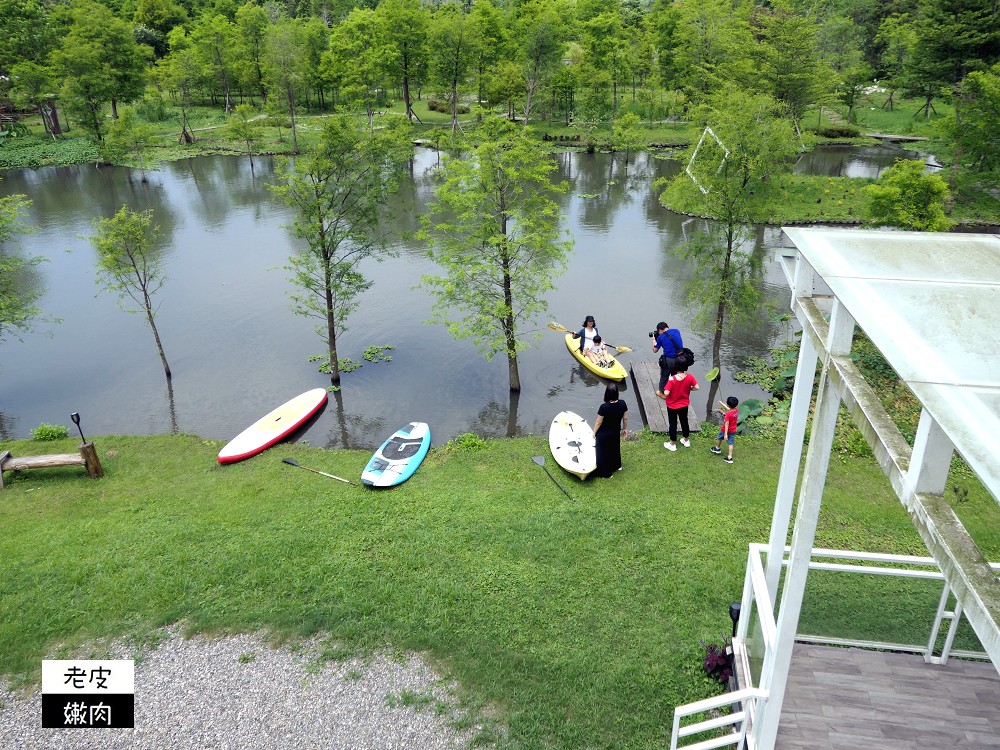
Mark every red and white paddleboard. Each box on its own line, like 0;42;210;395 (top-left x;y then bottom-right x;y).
218;388;328;464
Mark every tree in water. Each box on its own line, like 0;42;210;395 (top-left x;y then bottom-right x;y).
271;115;411;385
224;103;264;172
659;87;797;402
104;107;159;182
420;117;573;393
91;207;172;381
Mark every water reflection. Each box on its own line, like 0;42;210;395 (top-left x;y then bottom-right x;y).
1;149;796;448
793;143;921;179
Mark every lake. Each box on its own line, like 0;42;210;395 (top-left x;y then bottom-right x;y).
1;145;896;449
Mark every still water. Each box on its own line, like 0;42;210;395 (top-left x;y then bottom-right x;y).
1;149;804;449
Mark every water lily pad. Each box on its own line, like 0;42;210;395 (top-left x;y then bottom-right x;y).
706;367;720;382
737;399;765;423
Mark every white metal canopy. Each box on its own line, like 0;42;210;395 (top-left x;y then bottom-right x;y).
752;227;1000;750
784;228;1000;500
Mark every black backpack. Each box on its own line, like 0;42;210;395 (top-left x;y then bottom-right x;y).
666;331;695;366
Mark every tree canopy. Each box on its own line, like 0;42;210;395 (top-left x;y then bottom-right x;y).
420;117;572;392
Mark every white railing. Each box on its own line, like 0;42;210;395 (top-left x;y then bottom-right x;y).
760;545;999;663
669;544;1000;750
669;687;767;750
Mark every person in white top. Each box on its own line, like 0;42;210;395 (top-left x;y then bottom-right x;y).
573;315;598;353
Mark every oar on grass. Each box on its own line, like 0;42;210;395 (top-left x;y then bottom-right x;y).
531;456;574;502
282;458;357;486
546;321;632;353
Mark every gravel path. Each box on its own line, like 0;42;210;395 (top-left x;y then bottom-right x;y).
0;630;481;750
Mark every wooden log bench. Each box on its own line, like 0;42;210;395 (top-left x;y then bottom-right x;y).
0;443;103;488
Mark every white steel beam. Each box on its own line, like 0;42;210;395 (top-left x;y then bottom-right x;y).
752;299;855;750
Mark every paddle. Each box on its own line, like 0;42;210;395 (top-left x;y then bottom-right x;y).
531;455;575;502
282;458;358;486
546;322;633;354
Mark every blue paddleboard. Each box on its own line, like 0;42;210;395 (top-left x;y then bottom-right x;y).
361;422;431;487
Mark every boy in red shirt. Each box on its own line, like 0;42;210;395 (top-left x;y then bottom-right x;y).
712;396;739;464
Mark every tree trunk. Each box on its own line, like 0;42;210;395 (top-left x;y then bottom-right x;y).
501;253;520;391
166;378;179;434
288;85;299;154
711;235;735;373
179;104;193;143
145;306;172;380
507;346;521;392
704;378;721;423
403;74;415;121
326;284;340;385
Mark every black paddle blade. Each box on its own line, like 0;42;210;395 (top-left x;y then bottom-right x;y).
282;458;300;467
531;455;574;502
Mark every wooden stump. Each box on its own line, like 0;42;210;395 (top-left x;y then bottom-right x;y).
81;442;103;478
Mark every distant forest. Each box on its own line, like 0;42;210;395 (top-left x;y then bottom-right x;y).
1;0;998;171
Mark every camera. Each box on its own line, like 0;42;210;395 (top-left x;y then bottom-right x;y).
648;331;657;338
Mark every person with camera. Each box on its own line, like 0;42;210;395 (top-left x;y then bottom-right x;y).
650;321;684;397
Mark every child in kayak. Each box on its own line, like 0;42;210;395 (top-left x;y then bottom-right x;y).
586;335;613;368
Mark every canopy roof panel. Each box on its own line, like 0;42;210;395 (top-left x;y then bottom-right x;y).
782;228;1000;505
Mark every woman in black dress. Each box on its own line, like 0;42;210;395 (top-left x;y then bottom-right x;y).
592;383;628;478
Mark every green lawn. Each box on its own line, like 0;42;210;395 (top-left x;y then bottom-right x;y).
2;430;997;749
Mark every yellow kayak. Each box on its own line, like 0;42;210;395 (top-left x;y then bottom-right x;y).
564;334;627;381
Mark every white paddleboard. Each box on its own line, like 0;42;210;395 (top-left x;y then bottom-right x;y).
218;388;328;464
548;411;596;479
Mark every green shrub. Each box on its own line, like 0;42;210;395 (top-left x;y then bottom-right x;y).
810;124;862;138
30;423;70;441
443;432;487;453
427;98;469;115
135;93;169;123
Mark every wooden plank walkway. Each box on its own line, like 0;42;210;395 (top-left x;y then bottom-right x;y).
629;362;701;434
776;643;1000;749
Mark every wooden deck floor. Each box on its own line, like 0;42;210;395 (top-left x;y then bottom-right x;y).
630;362;701;434
776;644;1000;749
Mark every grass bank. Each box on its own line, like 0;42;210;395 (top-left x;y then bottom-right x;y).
2;430;998;749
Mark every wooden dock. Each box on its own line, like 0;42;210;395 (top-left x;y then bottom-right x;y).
630;362;701;434
864;132;930;143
